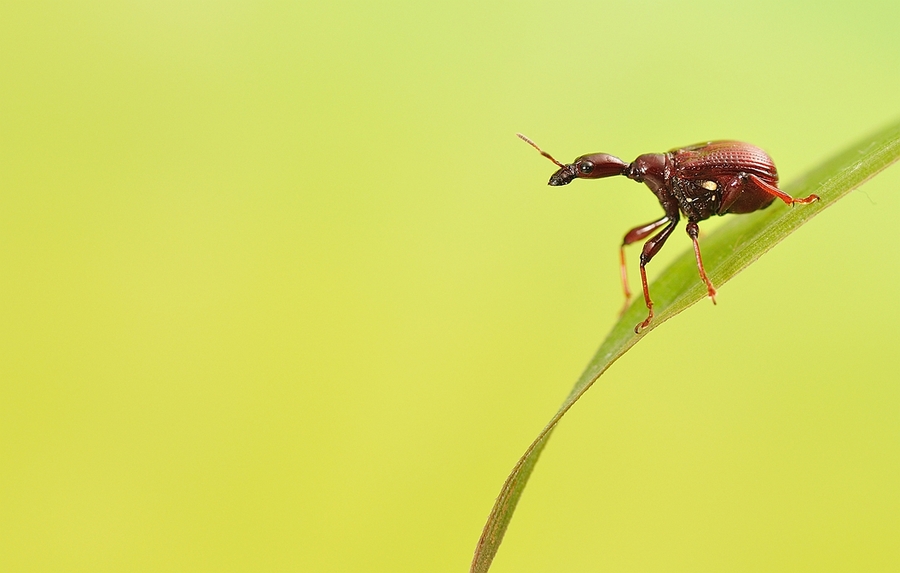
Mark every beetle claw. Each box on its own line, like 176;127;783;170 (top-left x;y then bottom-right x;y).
635;310;653;334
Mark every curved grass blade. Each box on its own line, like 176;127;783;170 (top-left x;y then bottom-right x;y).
470;120;900;573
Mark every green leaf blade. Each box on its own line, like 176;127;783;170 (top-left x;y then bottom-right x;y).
470;120;900;573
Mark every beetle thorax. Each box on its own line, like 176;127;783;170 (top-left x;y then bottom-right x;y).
625;153;673;205
625;153;669;187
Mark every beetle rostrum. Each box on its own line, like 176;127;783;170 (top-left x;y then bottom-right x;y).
518;133;819;333
548;153;629;185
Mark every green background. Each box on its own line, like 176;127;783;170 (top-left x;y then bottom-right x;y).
2;1;899;571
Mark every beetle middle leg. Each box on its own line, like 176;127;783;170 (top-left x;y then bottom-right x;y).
685;221;717;303
634;218;679;333
619;216;670;315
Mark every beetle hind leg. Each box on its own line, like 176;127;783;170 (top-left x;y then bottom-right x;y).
686;222;717;303
749;174;819;205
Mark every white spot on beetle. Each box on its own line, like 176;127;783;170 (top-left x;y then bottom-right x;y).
700;180;718;191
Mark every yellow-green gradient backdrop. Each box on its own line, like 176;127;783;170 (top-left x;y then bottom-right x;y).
2;1;899;571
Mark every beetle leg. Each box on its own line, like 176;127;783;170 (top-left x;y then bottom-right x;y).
748;173;819;205
717;176;745;215
634;218;679;333
685;221;717;303
619;216;670;315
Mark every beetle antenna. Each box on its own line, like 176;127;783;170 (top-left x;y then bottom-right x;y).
517;133;565;168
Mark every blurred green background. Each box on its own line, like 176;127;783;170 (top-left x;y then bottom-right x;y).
1;1;899;571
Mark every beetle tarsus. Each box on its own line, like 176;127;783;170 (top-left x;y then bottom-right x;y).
635;264;657;333
786;193;818;207
635;308;653;334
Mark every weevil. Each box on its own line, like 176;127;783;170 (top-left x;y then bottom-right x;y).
518;134;819;333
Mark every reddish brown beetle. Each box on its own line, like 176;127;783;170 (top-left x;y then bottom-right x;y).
518;134;819;333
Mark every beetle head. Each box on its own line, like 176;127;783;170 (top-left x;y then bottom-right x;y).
549;153;628;186
517;134;628;186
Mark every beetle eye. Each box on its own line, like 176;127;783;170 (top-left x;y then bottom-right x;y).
579;162;593;174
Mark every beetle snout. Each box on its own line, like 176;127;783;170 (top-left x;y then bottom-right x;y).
548;165;577;186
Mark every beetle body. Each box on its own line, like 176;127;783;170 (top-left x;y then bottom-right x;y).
519;134;818;333
669;140;780;217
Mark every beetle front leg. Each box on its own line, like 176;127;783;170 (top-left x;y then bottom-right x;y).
685;221;717;303
635;219;678;333
619;216;670;315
